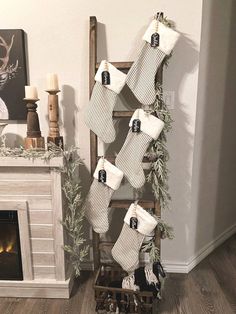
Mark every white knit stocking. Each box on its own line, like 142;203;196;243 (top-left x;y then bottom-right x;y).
112;203;157;272
126;19;180;105
84;60;126;143
115;109;164;188
84;158;123;233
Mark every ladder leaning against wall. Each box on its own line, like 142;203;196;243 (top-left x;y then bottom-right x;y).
89;15;163;271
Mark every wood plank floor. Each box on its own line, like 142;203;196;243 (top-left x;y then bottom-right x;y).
0;234;235;314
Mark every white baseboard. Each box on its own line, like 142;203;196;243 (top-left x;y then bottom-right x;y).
163;223;236;273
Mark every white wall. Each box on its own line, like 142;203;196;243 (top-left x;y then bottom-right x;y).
1;0;206;269
190;0;236;267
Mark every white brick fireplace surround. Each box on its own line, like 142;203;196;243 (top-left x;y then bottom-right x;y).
0;157;73;298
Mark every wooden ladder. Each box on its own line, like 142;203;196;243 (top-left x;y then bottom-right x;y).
89;16;163;270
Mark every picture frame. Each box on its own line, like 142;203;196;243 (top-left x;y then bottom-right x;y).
0;29;28;121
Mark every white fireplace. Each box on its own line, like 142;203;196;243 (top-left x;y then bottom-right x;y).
0;157;73;298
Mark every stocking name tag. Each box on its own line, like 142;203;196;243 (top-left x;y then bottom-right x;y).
130;217;138;229
132;119;141;133
101;71;111;85
98;169;107;183
151;33;160;47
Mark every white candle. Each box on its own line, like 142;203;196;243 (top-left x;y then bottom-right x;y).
25;86;38;99
46;73;59;90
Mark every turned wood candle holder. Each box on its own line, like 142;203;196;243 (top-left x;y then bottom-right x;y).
24;98;45;150
46;89;63;149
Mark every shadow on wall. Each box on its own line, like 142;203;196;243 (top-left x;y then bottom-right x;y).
61;85;77;147
1;133;24;148
163;33;199;263
60;84;94;257
194;0;236;259
97;22;108;61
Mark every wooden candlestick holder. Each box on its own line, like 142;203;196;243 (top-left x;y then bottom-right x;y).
46;90;63;149
24;98;45;150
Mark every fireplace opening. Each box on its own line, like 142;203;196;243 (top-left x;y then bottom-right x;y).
0;211;23;280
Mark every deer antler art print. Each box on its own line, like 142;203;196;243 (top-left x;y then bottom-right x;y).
0;34;19;91
0;29;27;121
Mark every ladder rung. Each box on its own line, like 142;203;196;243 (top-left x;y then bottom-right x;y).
97;156;152;164
113;111;134;118
99;241;114;249
96;61;133;70
110;199;156;208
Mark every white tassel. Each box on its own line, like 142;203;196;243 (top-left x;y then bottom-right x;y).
122;274;139;291
145;264;159;286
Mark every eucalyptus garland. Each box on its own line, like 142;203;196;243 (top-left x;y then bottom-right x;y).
147;15;174;210
60;145;89;277
0;138;88;277
141;212;174;262
141;16;175;261
147;82;172;210
142;78;173;262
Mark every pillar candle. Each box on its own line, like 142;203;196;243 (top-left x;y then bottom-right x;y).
46;73;59;91
25;86;38;100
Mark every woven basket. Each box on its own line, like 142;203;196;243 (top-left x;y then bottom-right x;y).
94;264;154;314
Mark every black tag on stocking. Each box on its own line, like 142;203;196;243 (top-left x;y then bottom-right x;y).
151;33;160;47
101;71;111;85
130;217;138;229
132;119;141;133
98;169;107;183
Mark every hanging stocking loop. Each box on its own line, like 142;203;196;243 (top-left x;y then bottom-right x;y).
156;12;164;21
142;104;152;115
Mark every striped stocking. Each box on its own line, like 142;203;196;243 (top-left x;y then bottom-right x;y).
126;19;180;105
84;60;126;143
85;158;123;233
112;203;157;273
115;109;164;189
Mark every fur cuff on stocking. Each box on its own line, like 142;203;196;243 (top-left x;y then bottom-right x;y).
124;203;157;235
95;60;126;94
143;20;180;55
93;158;124;190
129;109;164;140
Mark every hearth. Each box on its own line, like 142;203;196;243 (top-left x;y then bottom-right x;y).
0;211;23;280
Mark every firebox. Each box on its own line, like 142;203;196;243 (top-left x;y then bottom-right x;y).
0;211;23;280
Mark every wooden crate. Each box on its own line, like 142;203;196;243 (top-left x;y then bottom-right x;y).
94;264;154;314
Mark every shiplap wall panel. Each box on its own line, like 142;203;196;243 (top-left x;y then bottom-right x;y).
0;168;51;180
29;210;53;224
33;266;56;280
30;225;53;238
32;253;55;266
0;196;53;210
0;181;51;196
31;239;54;253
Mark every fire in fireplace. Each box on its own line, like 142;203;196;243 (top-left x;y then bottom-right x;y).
0;211;23;280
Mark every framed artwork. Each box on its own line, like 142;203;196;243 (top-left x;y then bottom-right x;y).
0;29;28;121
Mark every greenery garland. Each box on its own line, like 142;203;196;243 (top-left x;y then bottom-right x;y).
0;138;88;277
147;82;172;210
141;16;175;261
60;146;89;277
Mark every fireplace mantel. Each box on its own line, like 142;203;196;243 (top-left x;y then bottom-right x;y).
0;156;73;298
